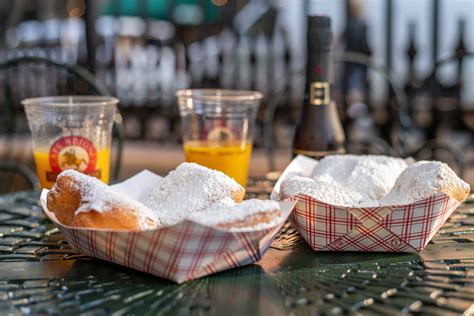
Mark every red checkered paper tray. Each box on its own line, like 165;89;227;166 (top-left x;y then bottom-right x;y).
272;155;462;252
40;170;295;283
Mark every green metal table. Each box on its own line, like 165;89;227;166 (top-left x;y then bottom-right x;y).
0;176;473;315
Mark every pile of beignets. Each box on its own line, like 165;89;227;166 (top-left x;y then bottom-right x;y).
47;163;283;231
279;155;470;207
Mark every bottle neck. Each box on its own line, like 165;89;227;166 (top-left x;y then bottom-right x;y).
305;47;332;106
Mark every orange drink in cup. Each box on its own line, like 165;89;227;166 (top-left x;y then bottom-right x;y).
23;96;117;189
176;89;263;187
183;141;253;186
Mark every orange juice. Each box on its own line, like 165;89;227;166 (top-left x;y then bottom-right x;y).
184;141;252;187
34;146;111;189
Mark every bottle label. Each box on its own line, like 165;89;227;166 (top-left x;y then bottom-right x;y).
309;82;330;106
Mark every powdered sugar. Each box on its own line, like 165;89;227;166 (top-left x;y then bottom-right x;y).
280;155;469;207
207;196;237;209
57;169;159;229
312;155;411;200
379;161;470;205
188;199;283;231
281;176;376;207
143;162;243;226
281;155;410;207
49;167;288;232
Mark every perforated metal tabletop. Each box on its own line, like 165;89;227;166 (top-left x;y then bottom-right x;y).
0;176;473;315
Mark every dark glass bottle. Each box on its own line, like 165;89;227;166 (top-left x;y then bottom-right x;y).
292;16;345;159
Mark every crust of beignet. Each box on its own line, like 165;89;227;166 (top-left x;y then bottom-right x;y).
440;183;470;203
231;186;245;203
47;175;81;226
216;210;282;229
73;208;144;231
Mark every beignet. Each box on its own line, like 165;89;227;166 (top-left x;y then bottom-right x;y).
144;162;245;226
47;170;160;230
188;199;283;231
379;161;470;205
280;155;411;207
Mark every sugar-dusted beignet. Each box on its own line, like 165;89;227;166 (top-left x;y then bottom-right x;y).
379;161;470;205
144;162;245;226
47;170;160;230
279;155;412;207
280;176;376;207
188;199;283;231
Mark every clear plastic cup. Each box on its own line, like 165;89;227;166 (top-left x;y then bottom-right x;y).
176;89;263;187
22;96;118;189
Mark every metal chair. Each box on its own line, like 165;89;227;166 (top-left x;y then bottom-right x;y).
0;55;124;192
404;51;474;176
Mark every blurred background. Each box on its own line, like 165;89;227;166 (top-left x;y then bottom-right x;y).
0;0;473;191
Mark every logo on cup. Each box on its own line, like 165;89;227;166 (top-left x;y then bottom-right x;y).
47;136;101;181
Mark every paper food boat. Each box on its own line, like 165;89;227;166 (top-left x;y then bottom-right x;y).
40;170;295;283
271;155;462;252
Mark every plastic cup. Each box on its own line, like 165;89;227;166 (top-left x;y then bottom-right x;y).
22;96;117;189
176;89;263;187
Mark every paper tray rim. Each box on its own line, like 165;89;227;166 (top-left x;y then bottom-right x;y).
279;191;455;210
